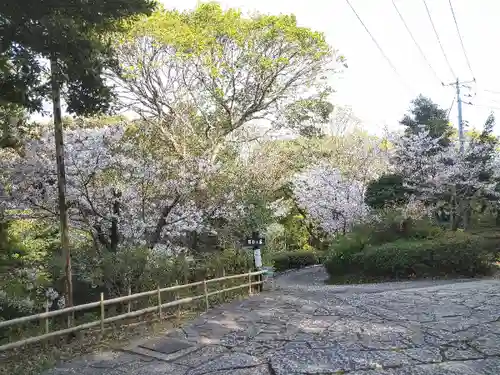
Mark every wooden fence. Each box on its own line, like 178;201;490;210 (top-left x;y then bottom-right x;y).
0;269;265;352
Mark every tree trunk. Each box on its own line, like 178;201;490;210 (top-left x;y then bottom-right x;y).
50;55;73;310
149;195;181;248
110;188;121;253
450;190;458;231
462;200;471;231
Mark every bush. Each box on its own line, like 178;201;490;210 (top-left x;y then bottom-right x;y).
325;232;497;282
325;215;443;274
272;250;319;272
367;216;442;245
71;245;252;300
0;218;57;321
188;247;251;281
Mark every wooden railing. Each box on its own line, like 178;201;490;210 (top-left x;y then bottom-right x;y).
0;269;265;352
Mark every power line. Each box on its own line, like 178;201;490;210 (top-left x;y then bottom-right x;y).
421;0;456;80
448;0;475;80
482;89;500;96
465;102;500;111
391;0;443;86
345;0;413;93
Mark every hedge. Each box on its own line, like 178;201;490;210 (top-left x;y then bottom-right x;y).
325;232;498;281
272;250;320;272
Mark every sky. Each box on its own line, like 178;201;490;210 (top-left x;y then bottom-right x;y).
157;0;500;135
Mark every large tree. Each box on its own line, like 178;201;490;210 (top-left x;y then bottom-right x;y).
365;96;455;210
112;3;344;159
392;127;498;230
0;0;155;307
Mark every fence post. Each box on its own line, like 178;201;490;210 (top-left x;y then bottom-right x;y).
203;279;209;311
157;285;162;319
175;280;180;319
100;292;105;333
221;269;226;302
45;298;49;334
248;269;252;296
127;286;131;313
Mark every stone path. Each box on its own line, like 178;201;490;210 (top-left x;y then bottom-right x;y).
44;266;500;374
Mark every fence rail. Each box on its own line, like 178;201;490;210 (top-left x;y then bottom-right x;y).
0;269;265;352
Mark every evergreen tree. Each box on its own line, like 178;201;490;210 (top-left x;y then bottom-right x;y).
401;95;454;147
0;0;155;308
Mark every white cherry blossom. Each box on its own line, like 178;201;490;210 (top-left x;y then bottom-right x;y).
1;124;232;254
292;162;368;235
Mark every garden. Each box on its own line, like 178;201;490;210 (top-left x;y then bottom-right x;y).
1;1;500;373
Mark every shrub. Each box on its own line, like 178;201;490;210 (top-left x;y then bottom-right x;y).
189;247;251;281
0;218;57;320
272;250;319;272
325;232;497;281
367;216;442;245
72;245;252;300
325;215;443;273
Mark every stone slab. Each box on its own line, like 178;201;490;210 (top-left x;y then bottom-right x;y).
139;337;195;355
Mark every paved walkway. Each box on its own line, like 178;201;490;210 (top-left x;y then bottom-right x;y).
45;267;500;375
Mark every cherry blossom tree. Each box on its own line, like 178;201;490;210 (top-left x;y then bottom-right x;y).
391;127;444;198
391;127;499;229
292;162;368;236
1;123;234;256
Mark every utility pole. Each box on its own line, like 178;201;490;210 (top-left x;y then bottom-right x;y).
455;79;464;153
444;78;475;153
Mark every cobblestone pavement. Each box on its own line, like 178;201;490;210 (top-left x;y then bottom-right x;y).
44;267;500;374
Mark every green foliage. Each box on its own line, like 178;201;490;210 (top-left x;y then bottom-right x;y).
116;2;337;143
400;95;454;146
0;0;155;113
324;210;499;282
327;233;497;281
263;224;287;254
135;3;332;61
365;174;409;209
324;215;443;278
0;218;57;319
71;244;251;299
0;104;27;151
190;248;251;281
272;250;319;272
285;99;334;137
468;113;499;189
278;213;313;251
342;215;441;247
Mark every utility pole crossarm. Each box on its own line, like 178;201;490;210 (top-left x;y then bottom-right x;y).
443;78;475;87
444;77;474;154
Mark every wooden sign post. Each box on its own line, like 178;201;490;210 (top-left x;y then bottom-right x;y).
243;231;265;292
